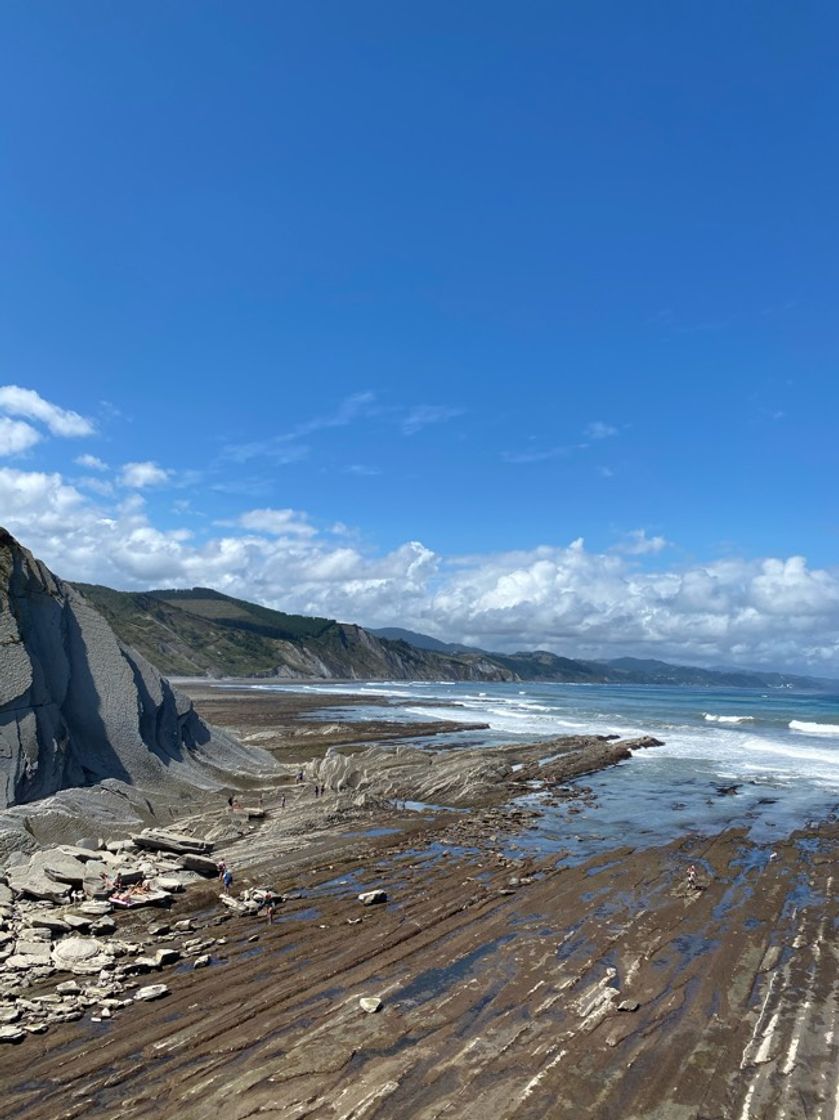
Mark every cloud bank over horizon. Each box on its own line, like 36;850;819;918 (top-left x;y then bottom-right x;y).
2;385;837;677
2;459;838;677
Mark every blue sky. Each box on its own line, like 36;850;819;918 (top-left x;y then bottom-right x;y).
2;4;839;672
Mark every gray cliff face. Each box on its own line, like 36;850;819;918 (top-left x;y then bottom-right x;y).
0;529;273;811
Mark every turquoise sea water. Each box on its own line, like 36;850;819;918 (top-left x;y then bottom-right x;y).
248;680;839;855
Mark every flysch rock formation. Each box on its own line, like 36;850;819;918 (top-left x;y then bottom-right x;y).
0;529;278;858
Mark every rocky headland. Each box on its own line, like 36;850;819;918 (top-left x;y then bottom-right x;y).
0;529;277;858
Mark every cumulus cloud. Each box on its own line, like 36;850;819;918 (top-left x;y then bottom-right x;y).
615;529;670;555
75;454;108;471
0;385;94;437
119;461;171;488
3;464;839;674
0;418;42;456
236;508;316;537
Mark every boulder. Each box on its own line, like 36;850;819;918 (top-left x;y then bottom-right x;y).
219;895;247;914
133;830;213;857
6;860;71;904
177;854;218;876
52;937;114;975
0;1025;24;1043
151;876;184;893
358;890;387;906
193;954;210;969
359;997;383;1013
6;940;52;969
42;851;88;887
134;984;169;1002
90;917;117;936
26;914;71;936
62;913;93;932
77;901;112;916
152;948;180;967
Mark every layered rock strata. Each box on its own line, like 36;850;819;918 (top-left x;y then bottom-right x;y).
0;529;276;855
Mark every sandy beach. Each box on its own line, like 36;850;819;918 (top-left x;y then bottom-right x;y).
1;685;837;1120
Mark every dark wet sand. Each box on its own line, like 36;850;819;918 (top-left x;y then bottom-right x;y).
1;686;837;1120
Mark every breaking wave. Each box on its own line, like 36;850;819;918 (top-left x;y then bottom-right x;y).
703;713;755;724
789;720;839;737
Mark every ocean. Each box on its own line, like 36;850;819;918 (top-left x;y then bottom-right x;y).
248;680;839;859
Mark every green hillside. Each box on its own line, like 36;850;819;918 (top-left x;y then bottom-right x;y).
73;584;338;677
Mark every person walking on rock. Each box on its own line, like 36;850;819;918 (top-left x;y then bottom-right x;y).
222;867;234;893
264;891;276;924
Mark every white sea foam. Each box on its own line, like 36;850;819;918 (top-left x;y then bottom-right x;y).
703;713;755;724
789;720;839;737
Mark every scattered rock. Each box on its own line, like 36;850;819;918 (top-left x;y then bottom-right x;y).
133;830;213;857
90;917;117;936
618;999;640;1012
78;901;112;917
177;854;218;876
359;996;383;1013
134;984;169;1002
62;913;93;932
52;937;114;975
358;890;387;906
26;915;71;936
193;954;210;969
152;948;180;967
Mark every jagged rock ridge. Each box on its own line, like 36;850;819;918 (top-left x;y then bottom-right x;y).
0;528;275;813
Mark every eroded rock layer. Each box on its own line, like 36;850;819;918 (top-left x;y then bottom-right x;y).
0;528;275;824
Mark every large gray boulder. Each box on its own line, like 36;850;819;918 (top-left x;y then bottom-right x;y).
0;529;278;841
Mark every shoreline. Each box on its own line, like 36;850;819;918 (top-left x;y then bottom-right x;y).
0;686;837;1118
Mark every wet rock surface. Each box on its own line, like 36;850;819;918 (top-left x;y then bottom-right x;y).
0;684;835;1119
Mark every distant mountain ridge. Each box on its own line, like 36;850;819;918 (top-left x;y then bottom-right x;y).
72;583;839;691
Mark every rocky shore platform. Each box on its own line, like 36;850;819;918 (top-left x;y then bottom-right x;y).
0;687;837;1120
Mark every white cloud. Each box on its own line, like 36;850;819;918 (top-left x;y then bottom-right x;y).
0;385;94;437
223;392;377;463
119;461;171;488
585;421;618;440
615;529;670;555
78;476;114;497
0;418;42;456
3;464;839;675
75;454;108;471
236;508;316;537
402;405;463;435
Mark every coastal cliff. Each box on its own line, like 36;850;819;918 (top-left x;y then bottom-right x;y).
0;528;275;819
